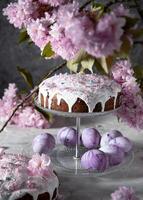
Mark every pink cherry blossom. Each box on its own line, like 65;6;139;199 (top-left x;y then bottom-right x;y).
49;2;80;60
50;2;126;60
39;0;68;7
112;59;143;129
18;106;50;129
3;0;38;29
112;59;134;84
27;154;53;177
86;13;125;57
27;13;51;50
111;186;139;200
0;84;18;123
113;4;131;17
50;23;80;60
0;83;50;129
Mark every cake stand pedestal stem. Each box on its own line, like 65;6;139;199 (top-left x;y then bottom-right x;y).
74;117;81;159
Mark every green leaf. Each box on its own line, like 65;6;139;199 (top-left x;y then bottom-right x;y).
133;65;143;80
124;17;139;30
92;2;104;8
73;49;88;64
133;66;143;91
18;29;29;44
130;28;143;39
116;36;131;58
106;56;115;71
41;42;55;58
67;60;79;73
81;57;95;73
17;66;34;89
91;3;104;19
94;58;106;74
99;56;115;74
67;50;88;73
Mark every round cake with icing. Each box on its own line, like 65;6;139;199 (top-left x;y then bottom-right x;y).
0;153;59;200
38;74;121;113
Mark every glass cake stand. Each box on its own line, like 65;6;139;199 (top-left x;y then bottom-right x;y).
34;98;134;177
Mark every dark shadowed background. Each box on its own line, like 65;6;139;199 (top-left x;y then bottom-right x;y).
0;0;64;97
1;0;143;97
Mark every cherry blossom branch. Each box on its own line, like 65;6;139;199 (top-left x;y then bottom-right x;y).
0;61;66;133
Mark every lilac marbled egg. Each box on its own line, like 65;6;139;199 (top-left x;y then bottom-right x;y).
100;130;123;147
109;136;133;153
81;149;109;172
32;133;55;154
100;145;125;166
57;127;77;147
81;128;101;149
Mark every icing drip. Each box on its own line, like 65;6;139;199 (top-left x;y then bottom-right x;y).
39;74;121;112
0;154;59;200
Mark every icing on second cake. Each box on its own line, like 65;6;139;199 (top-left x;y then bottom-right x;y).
38;74;121;112
0;153;59;200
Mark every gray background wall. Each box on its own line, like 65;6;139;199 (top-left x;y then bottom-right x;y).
0;0;64;97
0;0;143;97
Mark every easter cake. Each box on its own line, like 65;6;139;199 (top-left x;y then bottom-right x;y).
38;74;121;113
0;152;59;200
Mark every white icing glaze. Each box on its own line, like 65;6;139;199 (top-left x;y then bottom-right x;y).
39;74;121;112
0;154;59;200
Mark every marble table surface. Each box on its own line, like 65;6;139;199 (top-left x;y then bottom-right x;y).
0;112;143;200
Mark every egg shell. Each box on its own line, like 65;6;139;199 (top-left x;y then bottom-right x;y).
109;136;133;153
57;127;77;147
81;128;101;149
100;145;125;166
32;133;55;154
100;130;123;147
81;149;109;172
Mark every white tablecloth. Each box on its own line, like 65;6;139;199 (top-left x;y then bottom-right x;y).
0;113;143;199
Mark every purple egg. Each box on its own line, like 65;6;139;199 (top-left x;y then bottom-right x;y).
81;128;101;149
100;130;123;147
81;149;109;172
109;136;133;153
32;133;55;154
100;145;125;166
57;127;77;147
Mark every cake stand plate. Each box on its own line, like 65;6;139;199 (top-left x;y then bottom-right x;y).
51;146;134;177
34;98;134;176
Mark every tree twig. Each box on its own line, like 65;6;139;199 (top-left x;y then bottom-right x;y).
39;61;66;83
79;0;94;12
0;61;66;133
134;40;143;44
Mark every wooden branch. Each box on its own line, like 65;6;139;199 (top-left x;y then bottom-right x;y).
0;61;66;133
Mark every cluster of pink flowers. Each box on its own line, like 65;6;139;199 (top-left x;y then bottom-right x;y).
3;0;39;29
50;2;127;59
112;59;143;129
111;186;139;200
0;83;50;129
3;1;131;60
27;154;53;177
27;13;51;50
